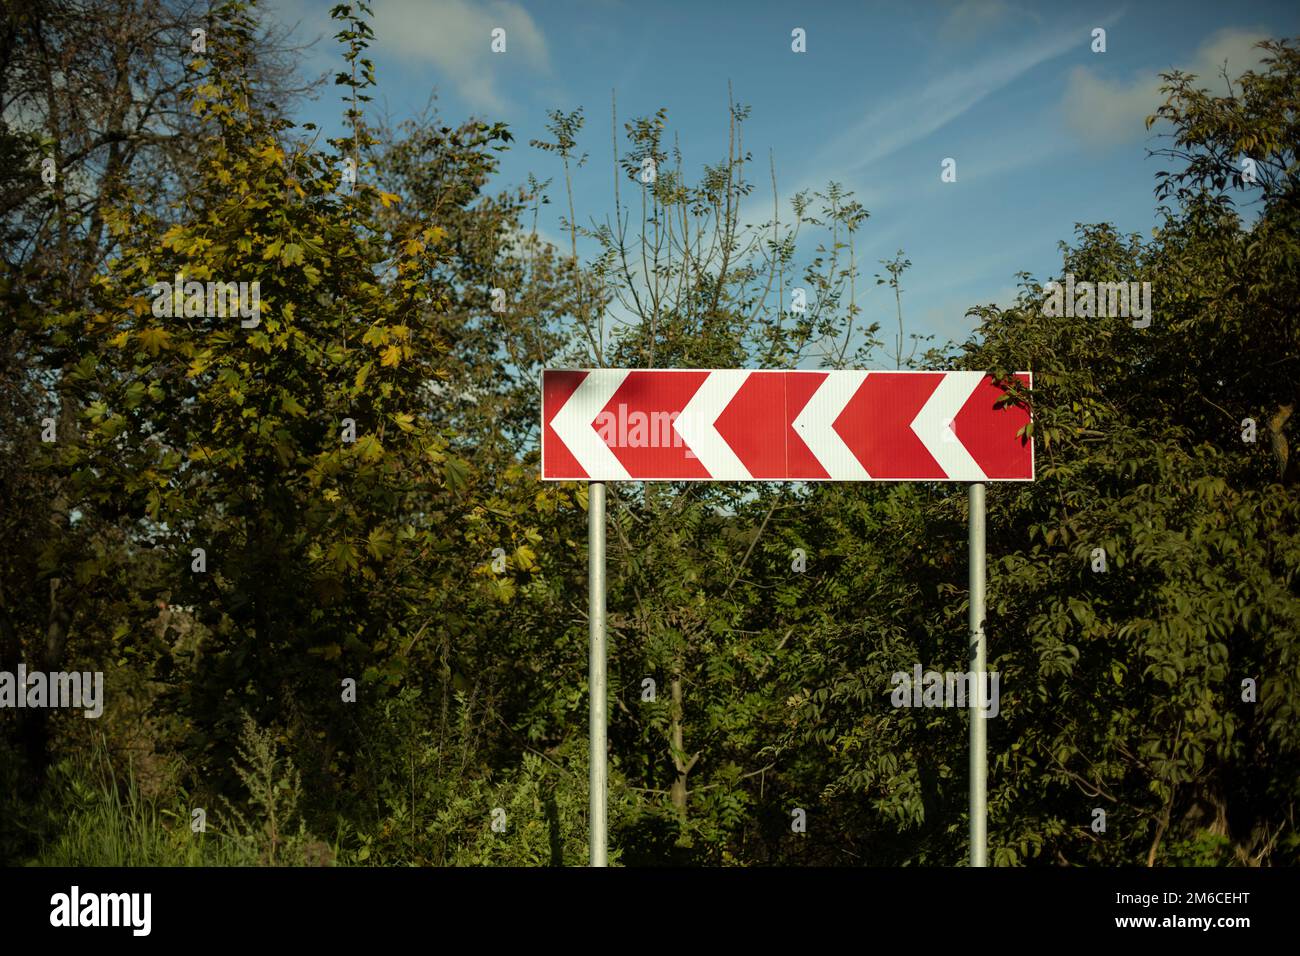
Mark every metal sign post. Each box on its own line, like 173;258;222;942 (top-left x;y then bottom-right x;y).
587;480;608;867
542;370;1031;868
968;481;987;867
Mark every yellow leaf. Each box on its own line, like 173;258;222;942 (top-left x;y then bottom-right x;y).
280;392;307;416
354;435;384;462
380;344;401;367
160;225;185;249
187;351;213;378
137;327;173;355
378;191;401;208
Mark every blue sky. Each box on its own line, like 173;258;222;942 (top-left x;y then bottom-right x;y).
264;0;1299;354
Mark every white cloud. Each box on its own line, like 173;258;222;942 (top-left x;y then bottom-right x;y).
1061;27;1271;146
371;0;550;112
1060;65;1159;145
266;0;550;113
1196;28;1274;88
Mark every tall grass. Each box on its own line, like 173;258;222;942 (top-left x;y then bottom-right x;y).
27;721;336;867
32;733;259;866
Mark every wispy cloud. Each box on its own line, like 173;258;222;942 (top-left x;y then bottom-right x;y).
938;0;1014;46
816;14;1117;176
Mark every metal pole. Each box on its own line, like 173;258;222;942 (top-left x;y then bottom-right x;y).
968;481;987;867
588;481;608;867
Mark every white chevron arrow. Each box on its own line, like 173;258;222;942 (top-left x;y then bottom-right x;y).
911;371;986;481
550;369;630;480
673;371;752;479
792;371;871;479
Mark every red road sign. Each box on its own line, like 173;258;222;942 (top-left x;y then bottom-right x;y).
541;369;1033;482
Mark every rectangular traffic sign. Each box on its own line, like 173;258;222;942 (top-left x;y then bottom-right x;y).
541;369;1033;482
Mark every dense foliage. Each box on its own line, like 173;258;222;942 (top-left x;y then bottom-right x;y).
1;2;1296;866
